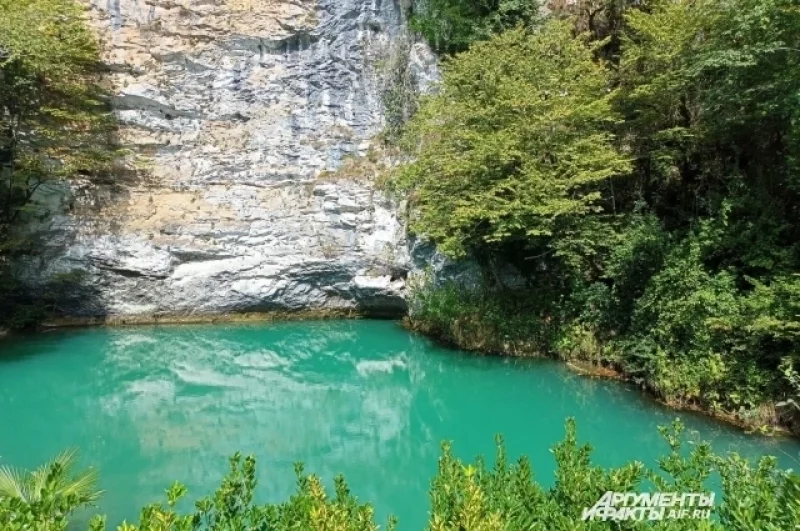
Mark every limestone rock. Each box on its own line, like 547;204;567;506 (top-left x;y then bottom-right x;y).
24;0;438;317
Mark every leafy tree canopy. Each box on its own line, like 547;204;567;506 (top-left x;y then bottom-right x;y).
0;0;117;328
395;20;630;258
410;0;542;54
0;0;114;227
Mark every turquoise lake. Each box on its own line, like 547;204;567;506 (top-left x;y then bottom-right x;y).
0;320;798;529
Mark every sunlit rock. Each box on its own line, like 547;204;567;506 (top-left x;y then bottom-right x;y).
23;0;438;317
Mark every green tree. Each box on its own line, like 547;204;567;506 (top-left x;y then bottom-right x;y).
394;20;630;259
0;0;116;327
410;0;541;54
0;0;114;224
617;0;800;223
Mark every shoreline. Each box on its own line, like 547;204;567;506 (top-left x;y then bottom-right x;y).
0;308;401;338
40;309;368;328
566;359;793;437
37;306;409;329
402;317;799;439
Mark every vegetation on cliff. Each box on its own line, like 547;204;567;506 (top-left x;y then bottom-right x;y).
2;421;799;530
393;19;630;259
408;0;541;55
396;0;800;432
0;0;116;329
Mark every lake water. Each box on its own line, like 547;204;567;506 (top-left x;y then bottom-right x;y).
0;320;798;528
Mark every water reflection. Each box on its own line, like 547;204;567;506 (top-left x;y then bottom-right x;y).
86;323;437;522
0;321;798;530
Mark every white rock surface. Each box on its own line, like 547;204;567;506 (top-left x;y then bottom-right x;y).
23;0;439;317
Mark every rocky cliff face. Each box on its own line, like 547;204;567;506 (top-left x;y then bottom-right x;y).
27;0;438;317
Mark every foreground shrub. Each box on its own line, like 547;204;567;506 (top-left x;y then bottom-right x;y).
85;455;391;531
2;421;799;530
431;419;800;530
0;448;101;531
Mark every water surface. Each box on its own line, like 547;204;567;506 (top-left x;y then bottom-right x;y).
0;320;798;528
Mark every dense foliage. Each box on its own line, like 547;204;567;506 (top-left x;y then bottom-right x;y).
395;20;630;258
0;0;115;329
2;421;798;530
0;449;101;531
409;0;541;54
398;0;800;432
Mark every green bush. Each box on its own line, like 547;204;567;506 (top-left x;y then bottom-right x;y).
3;421;799;530
93;456;389;531
409;249;800;429
406;276;554;356
0;449;102;531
